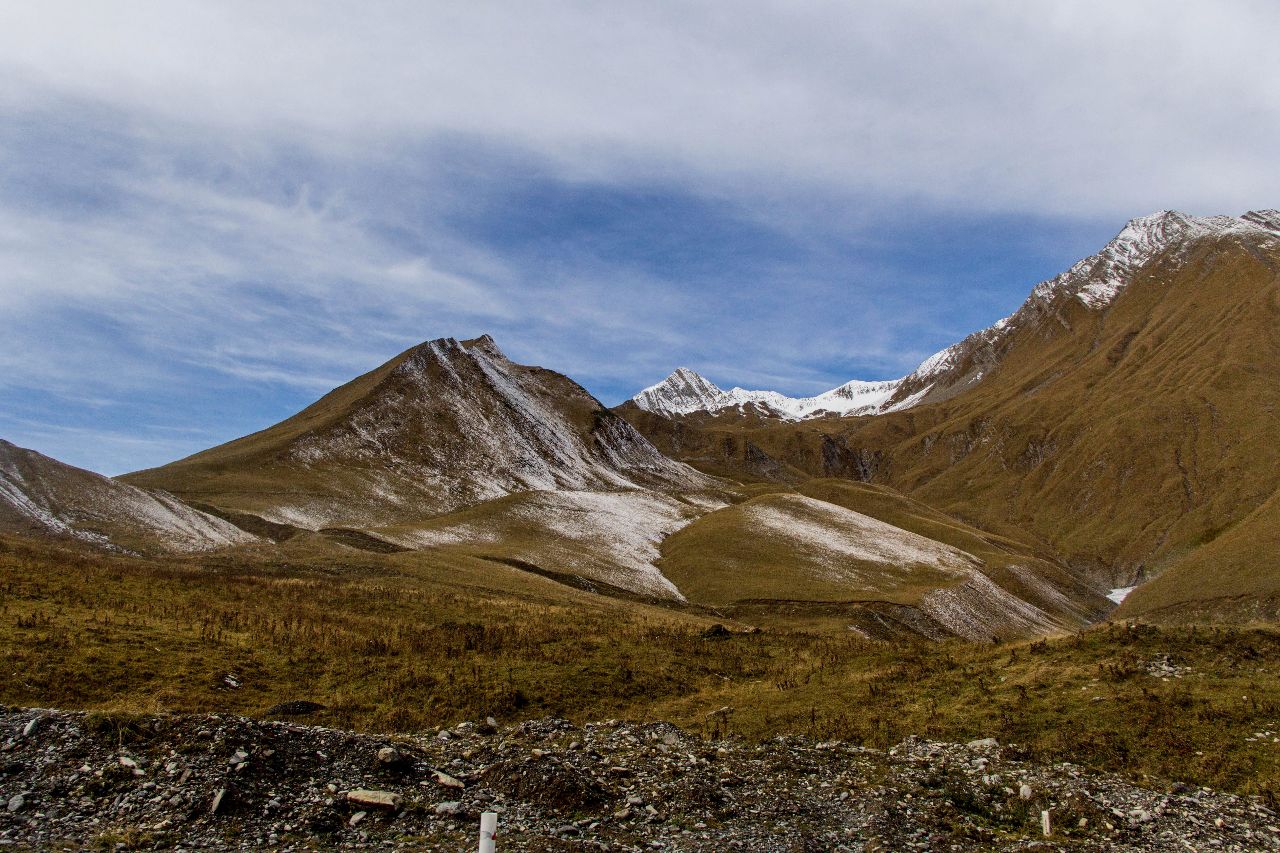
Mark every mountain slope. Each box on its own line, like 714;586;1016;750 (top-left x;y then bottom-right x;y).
621;211;1280;607
631;211;1280;420
125;335;717;529
0;440;255;554
658;479;1106;639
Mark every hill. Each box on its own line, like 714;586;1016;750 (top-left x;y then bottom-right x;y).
0;439;255;554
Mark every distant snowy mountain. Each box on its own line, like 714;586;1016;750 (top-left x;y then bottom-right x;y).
632;210;1280;419
634;370;906;420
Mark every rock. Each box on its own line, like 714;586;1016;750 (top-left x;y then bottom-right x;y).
347;789;401;811
0;706;1278;851
229;749;249;766
701;623;732;639
20;717;39;738
7;794;23;813
966;738;999;750
432;769;464;789
376;747;401;765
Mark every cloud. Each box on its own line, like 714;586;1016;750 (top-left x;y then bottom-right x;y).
1;1;1276;215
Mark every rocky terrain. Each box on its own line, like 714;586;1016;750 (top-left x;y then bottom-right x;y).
2;706;1277;851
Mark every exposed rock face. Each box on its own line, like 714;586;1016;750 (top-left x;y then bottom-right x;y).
2;707;1276;851
0;439;255;554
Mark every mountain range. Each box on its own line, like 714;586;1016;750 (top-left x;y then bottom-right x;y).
4;209;1278;638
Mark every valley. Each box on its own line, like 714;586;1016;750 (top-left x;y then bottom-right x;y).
2;209;1280;849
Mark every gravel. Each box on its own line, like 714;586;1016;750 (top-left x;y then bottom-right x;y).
0;705;1276;851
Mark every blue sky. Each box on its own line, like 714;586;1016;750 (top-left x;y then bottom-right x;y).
2;2;1278;475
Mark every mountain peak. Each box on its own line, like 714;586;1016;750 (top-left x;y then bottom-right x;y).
633;368;725;417
128;336;713;529
461;333;506;360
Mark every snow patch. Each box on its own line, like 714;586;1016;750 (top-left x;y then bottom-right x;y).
1107;586;1136;605
742;494;981;581
386;489;726;601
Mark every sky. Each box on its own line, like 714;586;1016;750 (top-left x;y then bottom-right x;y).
2;1;1279;475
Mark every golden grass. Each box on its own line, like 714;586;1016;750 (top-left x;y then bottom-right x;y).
6;534;1280;797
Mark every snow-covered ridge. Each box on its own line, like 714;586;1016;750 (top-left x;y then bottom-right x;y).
633;209;1280;420
632;369;906;421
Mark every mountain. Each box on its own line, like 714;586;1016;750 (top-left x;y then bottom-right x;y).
633;210;1280;419
125;335;716;531
620;210;1280;616
877;209;1280;410
0;439;254;554
633;369;904;420
111;333;1102;637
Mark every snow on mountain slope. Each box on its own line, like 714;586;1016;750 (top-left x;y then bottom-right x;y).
0;440;256;553
631;210;1280;420
127;335;719;529
739;494;980;581
380;489;726;600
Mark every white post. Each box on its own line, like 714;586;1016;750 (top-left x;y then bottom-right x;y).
479;811;498;853
1041;809;1051;837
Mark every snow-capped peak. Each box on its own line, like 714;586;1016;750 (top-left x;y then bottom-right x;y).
632;368;726;417
901;209;1280;392
632;370;905;421
1031;209;1280;310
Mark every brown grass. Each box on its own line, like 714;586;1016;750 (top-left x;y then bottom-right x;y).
6;534;1280;797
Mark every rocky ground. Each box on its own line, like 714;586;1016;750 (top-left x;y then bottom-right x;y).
1;706;1277;851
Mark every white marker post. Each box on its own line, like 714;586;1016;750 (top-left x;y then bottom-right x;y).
479;811;498;853
1041;809;1051;837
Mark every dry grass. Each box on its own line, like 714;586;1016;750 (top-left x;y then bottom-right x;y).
5;534;1280;798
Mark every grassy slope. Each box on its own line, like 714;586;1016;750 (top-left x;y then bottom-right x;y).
658;479;1107;636
120;346;413;518
6;533;1280;797
623;234;1280;616
657;492;961;606
1119;487;1280;620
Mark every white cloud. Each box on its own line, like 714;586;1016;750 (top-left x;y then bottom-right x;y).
0;1;1276;215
